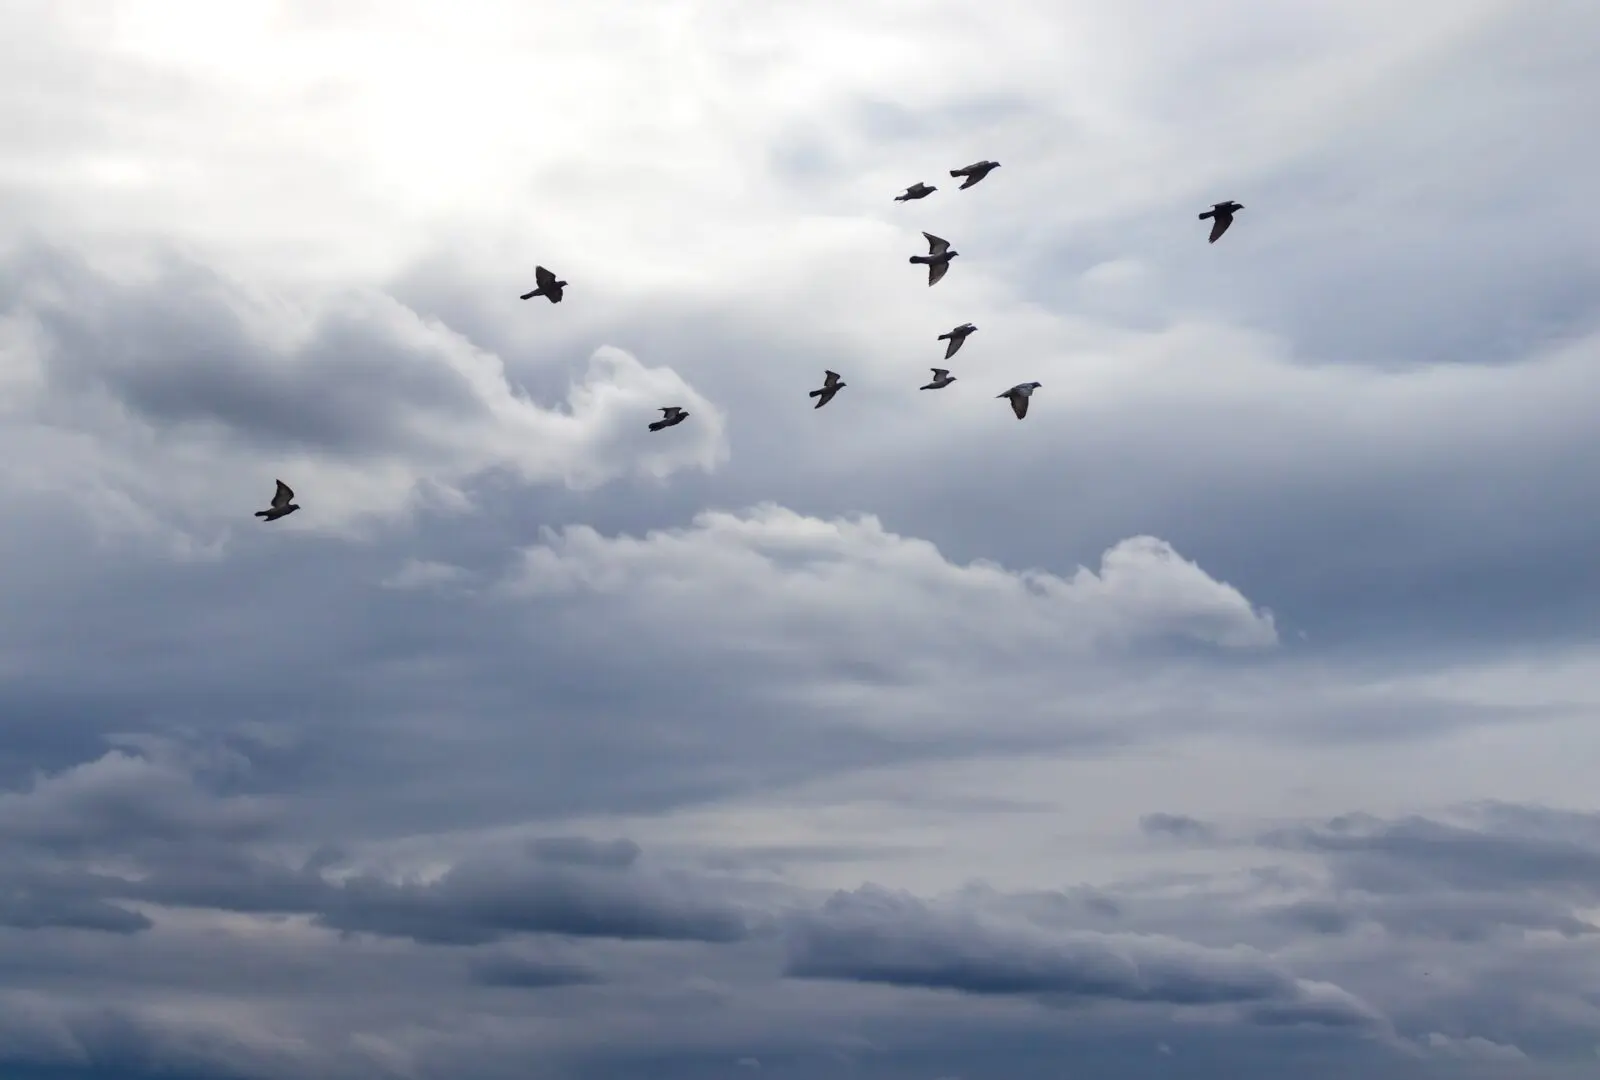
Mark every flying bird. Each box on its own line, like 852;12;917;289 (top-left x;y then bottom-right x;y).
895;182;936;202
649;406;689;431
1198;201;1244;244
938;322;977;359
910;232;959;287
809;370;845;409
921;368;956;390
519;265;567;302
998;381;1042;419
255;479;300;521
949;160;1000;189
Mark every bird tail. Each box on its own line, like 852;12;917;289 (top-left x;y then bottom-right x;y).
808;389;822;397
254;510;270;518
520;289;542;299
1198;210;1214;220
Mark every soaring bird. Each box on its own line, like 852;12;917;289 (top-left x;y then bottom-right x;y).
921;368;956;390
649;406;689;431
255;479;300;521
810;370;845;408
938;322;977;359
1198;201;1244;244
950;160;1000;189
895;182;936;202
998;381;1042;419
910;232;959;286
519;265;568;302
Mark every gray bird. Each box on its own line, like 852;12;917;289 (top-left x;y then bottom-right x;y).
910;232;958;286
255;479;300;521
950;160;1000;189
921;368;956;390
998;381;1042;419
649;406;689;431
519;265;567;302
1198;201;1244;243
938;322;977;359
809;370;845;408
895;182;937;202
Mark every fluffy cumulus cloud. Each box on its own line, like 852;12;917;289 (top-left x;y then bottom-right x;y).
1;0;1598;1077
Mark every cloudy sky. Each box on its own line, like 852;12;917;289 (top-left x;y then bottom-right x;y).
2;0;1599;1076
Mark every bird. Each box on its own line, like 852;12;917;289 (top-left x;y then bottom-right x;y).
255;479;300;521
921;368;956;390
809;370;845;408
649;406;689;431
519;265;567;302
937;322;977;359
950;160;1000;189
895;182;936;202
998;381;1042;419
1198;201;1244;243
910;232;958;286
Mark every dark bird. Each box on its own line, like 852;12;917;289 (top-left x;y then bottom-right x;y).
254;479;300;521
1198;201;1244;243
895;182;936;202
949;160;1000;189
809;370;845;409
938;322;977;359
910;232;958;286
998;381;1042;419
519;265;567;302
921;368;956;390
649;406;689;431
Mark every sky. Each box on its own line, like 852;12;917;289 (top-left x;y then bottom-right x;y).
1;0;1599;1076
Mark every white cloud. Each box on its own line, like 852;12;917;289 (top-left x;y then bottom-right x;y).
508;504;1276;655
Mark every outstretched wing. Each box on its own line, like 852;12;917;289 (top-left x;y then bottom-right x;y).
1208;215;1232;243
534;265;557;288
1010;393;1028;419
928;260;950;286
272;479;294;507
922;232;950;255
930;368;949;379
944;336;963;359
823;369;841;386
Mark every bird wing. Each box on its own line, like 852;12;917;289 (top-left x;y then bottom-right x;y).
931;368;948;379
534;265;557;288
660;407;676;415
272;479;294;507
1208;215;1232;243
928;261;950;286
823;370;840;386
1010;393;1028;419
923;232;950;255
943;336;962;359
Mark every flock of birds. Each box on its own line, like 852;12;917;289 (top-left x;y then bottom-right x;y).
253;164;1246;521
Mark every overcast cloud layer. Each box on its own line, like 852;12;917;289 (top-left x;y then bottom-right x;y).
2;1;1599;1077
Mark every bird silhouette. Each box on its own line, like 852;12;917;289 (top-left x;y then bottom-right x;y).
1198;201;1244;243
998;382;1042;419
254;479;300;521
949;160;1000;189
921;368;956;390
910;232;958;286
520;265;567;302
938;322;977;359
649;406;689;431
895;182;936;202
809;370;845;408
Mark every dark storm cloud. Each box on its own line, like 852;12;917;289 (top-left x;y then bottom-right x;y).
468;951;604;989
782;885;1382;1028
1;244;491;456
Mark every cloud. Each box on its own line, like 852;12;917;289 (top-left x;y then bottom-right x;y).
0;243;728;538
783;885;1384;1030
